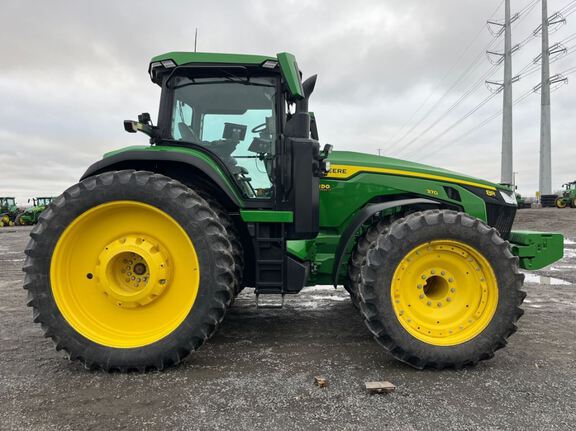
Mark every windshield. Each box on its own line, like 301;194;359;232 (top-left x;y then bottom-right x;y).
169;75;277;198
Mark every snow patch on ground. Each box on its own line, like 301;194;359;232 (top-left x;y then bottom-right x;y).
522;273;572;285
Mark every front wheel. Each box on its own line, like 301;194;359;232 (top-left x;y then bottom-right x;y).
15;213;27;226
24;170;236;371
359;210;525;369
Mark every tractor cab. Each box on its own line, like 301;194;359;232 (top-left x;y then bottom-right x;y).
34;197;53;206
125;52;331;241
0;197;18;226
1;197;16;208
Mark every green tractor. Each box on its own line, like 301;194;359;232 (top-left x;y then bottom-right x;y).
554;181;576;208
24;52;564;372
0;197;18;227
16;197;54;226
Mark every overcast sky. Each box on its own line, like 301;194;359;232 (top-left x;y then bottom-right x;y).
0;0;574;203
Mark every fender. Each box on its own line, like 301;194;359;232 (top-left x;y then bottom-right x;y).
332;198;439;286
80;149;243;207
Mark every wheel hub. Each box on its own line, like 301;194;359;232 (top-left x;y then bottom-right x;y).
391;240;498;346
94;235;171;308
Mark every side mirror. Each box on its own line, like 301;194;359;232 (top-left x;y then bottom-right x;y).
123;117;160;143
138;112;152;124
124;120;138;133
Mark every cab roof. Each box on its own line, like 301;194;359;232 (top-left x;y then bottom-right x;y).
149;51;304;99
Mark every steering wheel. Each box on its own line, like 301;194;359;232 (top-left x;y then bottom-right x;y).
251;123;267;133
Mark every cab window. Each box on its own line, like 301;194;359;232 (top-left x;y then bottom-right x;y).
169;75;277;199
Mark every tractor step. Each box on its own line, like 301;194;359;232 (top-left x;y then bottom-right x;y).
255;293;285;309
251;222;286;295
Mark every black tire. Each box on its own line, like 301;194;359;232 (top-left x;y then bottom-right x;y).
359;209;525;369
345;216;396;308
199;194;245;297
23;170;236;371
570;198;576;209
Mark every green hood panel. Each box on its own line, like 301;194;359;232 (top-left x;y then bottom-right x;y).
327;151;498;191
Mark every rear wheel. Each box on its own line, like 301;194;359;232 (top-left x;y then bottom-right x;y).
24;170;236;371
570;198;576;208
555;197;567;208
359;210;525;369
197;193;244;297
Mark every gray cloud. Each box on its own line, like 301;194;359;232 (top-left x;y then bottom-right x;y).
0;0;574;202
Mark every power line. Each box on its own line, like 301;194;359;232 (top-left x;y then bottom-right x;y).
411;87;537;161
393;0;538;159
385;1;507;151
381;21;493;149
395;63;502;156
402;90;501;160
387;45;498;151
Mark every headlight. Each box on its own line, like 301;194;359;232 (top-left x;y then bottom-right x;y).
499;190;517;206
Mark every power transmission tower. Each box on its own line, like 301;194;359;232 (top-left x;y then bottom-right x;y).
537;0;568;195
486;0;519;185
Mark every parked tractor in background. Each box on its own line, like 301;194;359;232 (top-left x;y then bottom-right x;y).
0;197;18;227
555;181;576;208
16;197;54;226
24;51;564;372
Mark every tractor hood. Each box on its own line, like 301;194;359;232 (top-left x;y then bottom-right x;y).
327;151;500;191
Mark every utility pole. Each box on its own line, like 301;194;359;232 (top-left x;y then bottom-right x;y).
534;1;568;195
377;148;383;156
539;0;551;195
486;0;518;185
501;0;513;185
194;28;198;52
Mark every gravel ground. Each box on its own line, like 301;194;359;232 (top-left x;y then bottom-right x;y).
0;208;575;430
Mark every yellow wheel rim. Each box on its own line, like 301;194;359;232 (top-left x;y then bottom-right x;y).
556;199;567;208
50;201;200;348
391;240;498;346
